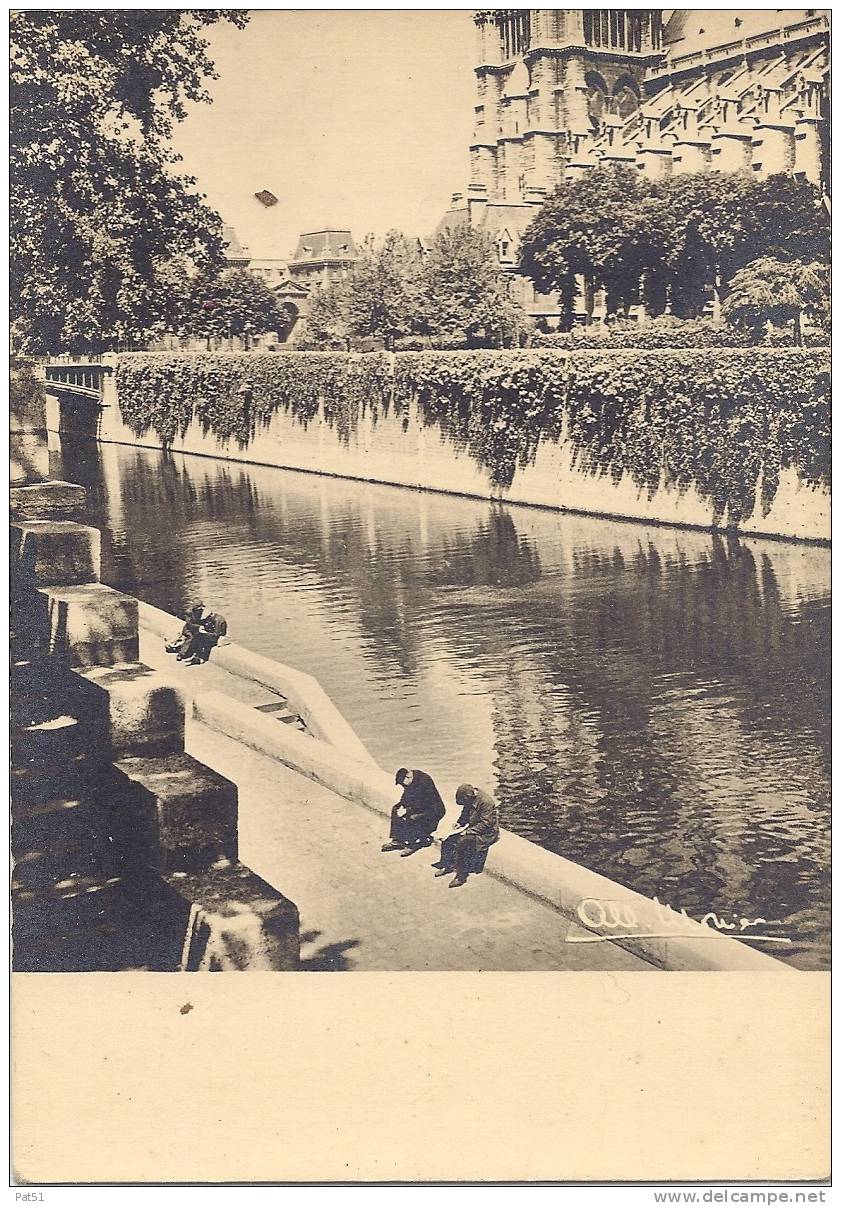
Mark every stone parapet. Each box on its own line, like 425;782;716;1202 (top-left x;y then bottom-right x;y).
10;481;88;523
152;863;300;971
189;685;792;973
32;583;140;668
12;519;101;588
138;601;378;766
71;662;186;759
108;751;238;873
11;431;51;487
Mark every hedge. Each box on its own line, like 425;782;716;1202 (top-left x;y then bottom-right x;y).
116;347;830;525
530;319;753;351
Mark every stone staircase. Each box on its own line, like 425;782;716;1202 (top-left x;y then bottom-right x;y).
10;368;300;971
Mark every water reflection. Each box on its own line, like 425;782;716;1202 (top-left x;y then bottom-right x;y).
52;436;831;968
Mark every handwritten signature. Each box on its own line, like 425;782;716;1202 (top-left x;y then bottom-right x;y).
567;896;792;944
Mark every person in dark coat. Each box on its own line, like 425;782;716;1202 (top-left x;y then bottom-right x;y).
433;783;500;888
186;611;228;665
382;768;446;856
165;603;204;658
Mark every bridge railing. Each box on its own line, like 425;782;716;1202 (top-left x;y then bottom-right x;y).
44;361;114;401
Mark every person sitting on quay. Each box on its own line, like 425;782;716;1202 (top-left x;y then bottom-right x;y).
165;602;204;660
433;783;500;888
382;767;446;856
184;610;229;666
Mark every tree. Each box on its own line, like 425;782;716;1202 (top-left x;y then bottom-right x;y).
722;258;829;345
520;165;674;322
183;269;285;347
519;166;828;324
421;225;522;346
342;231;425;345
302;281;352;348
10;9;248;354
663;172;827;318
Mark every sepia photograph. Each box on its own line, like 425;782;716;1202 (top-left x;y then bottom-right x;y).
9;3;831;1186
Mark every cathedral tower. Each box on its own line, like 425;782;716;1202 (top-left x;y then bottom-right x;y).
469;10;664;207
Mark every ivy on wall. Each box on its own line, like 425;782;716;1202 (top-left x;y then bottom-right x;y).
116;347;830;526
116;352;394;450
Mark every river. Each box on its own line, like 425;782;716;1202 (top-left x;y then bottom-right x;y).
51;436;831;968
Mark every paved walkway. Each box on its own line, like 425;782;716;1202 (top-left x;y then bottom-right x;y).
186;721;649;972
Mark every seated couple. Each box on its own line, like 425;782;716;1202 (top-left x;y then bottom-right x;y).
382;768;500;889
165;602;228;666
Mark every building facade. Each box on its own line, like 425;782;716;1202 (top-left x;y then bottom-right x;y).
219;226;359;344
442;8;830;321
287;230;359;288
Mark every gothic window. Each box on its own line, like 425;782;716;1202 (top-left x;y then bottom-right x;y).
627;12;643;52
585;71;608;130
613;78;640;119
497;230;515;263
609;11;627;48
588;10;639;49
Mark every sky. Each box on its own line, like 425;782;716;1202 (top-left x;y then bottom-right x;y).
169;10;477;260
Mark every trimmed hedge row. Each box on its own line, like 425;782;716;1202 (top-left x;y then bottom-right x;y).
530;319;753;350
116;347;830;524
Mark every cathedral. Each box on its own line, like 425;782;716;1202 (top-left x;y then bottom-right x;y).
439;9;830;321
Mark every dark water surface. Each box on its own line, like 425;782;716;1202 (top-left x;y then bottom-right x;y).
52;437;831;968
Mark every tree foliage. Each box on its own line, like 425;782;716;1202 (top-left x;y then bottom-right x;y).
722;258;829;345
520;167;829;327
180;269;285;344
10;9;248;354
343;231;425;343
421;225;522;346
301;224;522;348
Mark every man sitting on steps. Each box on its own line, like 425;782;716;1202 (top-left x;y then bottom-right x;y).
184;610;228;665
382;768;446;856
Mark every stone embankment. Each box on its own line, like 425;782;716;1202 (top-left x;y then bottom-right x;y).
138;609;794;973
11;374;299;971
45;354;831;543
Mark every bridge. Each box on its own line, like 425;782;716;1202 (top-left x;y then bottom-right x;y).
45;360;113;401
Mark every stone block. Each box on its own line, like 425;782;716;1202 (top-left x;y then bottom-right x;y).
107;752;238;873
33;583;139;668
12;791;111;862
11;430;50;486
10;747;99;810
10;480;88;522
11;520;101;587
155;861;300;970
72;662;185;757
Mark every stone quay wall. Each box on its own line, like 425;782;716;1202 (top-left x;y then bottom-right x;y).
46;353;830;543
